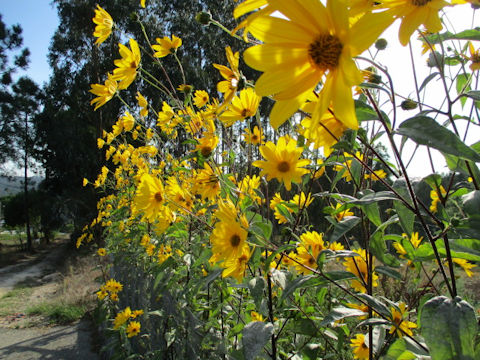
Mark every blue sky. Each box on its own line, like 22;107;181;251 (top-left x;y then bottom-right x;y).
0;1;59;85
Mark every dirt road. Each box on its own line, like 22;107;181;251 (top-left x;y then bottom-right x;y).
0;239;100;359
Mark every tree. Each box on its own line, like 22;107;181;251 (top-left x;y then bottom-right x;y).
0;14;30;167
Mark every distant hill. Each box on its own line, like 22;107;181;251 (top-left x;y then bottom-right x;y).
0;176;43;198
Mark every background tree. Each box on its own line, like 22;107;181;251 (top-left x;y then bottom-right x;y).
0;14;30;168
36;0;254;243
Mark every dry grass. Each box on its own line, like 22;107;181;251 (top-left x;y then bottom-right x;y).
0;250;101;327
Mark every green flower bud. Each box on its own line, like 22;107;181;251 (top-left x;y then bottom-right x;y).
401;99;418;110
195;12;212;25
375;38;388;50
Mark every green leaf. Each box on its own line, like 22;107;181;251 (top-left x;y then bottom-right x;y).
350;191;400;205
280;275;326;303
421;296;478;360
320;306;367;327
419;72;440;92
248;277;266;310
462;191;480;217
355;99;391;127
394;202;415;235
375;266;402;280
443;153;480;181
464;90;480;101
425;28;480;43
275;204;295;224
242;321;274;360
384;339;418;360
396;116;480;162
290;318;318;336
456;73;471;107
356;294;390;317
250;220;272;243
329;216;360;243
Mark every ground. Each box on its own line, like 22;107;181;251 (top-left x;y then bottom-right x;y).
0;237;100;359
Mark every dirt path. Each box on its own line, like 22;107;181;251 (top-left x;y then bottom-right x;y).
0;239;100;359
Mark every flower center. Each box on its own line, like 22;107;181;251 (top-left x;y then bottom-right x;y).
308;34;343;72
230;234;241;247
277;161;290;173
241;108;251;118
154;192;163;202
201;146;212;157
412;0;431;5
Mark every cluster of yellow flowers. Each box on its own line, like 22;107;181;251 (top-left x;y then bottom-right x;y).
86;0;479;358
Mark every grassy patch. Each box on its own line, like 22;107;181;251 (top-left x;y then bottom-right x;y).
26;302;87;325
0;286;33;316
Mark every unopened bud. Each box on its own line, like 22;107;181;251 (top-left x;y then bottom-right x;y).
401;99;418;110
427;51;444;68
196;11;212;25
375;38;388;50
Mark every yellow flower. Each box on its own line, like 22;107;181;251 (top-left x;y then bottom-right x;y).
429;185;446;213
194;163;221;201
136;92;148;117
350;333;369;360
193;90;209;108
140;0;146;7
466;41;480;71
92;5;113;46
253;135;310;191
126;321;141;337
379;0;449;46
133;173;166;222
243;0;391;129
213;47;241;109
111;38;141;90
300;108;347;157
104;279;123;293
364;169;387;181
157;244;172;264
408;232;423;248
121;111;135;132
132;310;144;319
83;178;89;187
194;134;219;158
152;35;182;58
389;302;417;337
343;248;378;293
291;192;314;209
243;126;264;145
90;73;118;110
219;88;260;127
221;246;252;282
210;219;249;262
334;203;354;221
451;258;476;277
293;231;327;274
113;307;132;329
250;311;264;322
97;248;107;256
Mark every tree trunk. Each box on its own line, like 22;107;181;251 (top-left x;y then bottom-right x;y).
24;113;32;252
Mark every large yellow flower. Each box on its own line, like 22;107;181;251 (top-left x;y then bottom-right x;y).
350;333;369;360
133;173;166;221
379;0;449;46
111;38;141;90
253;135;310;191
90;73;118;110
92;5;113;46
210;219;249;262
243;0;392;129
293;231;327;274
152;35;182;58
219;88;261;127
